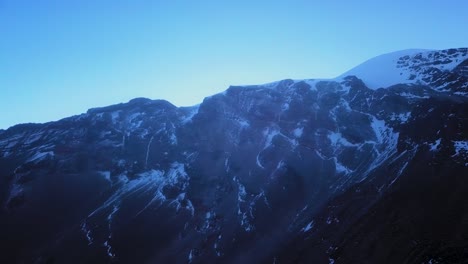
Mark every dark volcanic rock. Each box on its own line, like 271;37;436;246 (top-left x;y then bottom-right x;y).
0;48;467;264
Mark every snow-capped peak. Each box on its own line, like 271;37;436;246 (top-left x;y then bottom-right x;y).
241;48;467;94
338;48;468;90
338;49;431;89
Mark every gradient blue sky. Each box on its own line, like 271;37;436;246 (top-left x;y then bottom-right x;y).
1;0;467;129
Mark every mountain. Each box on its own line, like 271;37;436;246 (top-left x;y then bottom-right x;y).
0;48;467;264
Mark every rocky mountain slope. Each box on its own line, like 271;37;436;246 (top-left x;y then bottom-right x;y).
0;48;467;264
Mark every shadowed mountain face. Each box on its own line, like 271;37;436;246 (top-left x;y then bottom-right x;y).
0;48;467;264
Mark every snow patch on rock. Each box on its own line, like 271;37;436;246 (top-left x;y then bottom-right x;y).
429;139;442;151
301;220;314;232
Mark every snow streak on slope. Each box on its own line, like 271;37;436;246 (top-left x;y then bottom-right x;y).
80;162;192;258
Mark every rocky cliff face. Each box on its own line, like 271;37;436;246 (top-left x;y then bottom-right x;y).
0;48;467;264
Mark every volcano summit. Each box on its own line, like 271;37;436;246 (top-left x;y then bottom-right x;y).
1;48;467;264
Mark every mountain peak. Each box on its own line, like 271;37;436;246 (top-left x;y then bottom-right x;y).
338;48;468;90
1;47;468;263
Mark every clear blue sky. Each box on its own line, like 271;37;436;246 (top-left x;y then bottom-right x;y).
1;0;467;129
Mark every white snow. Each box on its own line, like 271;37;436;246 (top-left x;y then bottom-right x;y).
454;91;468;96
358;115;400;180
430;54;468;71
301;220;314;232
81;222;93;245
185;199;195;216
328;131;356;147
27;151;54;163
237;119;250;128
338;49;468;90
235;178;247;203
399;92;430;99
390;161;409;186
145;136;154;168
333;158;352;174
293;127;304;138
256;153;265;169
259;80;282;89
234;176;255;232
224;157;230;172
452;140;468;157
89;162;190;219
169;193;193;215
111;111;121;124
127;112;143;129
188;249;194;263
108;205;119;221
98;171;112;184
398;161;409;177
398;112;411;123
276;160;286;170
303;79;320;90
169;133;177;145
390;112;411;123
314;149;330;161
370;117;387;143
338;49;430;89
262;127;298;150
103;240;115;258
429;139;442;151
181;105;200;124
263;128;280;148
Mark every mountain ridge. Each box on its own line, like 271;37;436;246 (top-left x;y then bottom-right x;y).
3;47;467;131
0;47;467;263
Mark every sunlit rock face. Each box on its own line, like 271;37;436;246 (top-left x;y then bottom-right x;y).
0;48;467;264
